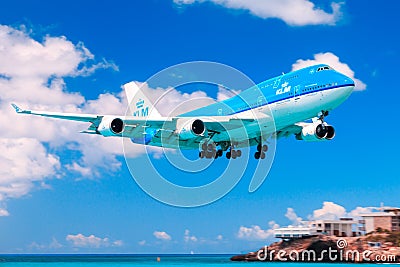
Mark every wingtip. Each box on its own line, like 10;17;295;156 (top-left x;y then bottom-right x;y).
11;103;22;113
11;103;29;114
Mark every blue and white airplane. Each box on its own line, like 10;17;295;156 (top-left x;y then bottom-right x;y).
12;64;354;160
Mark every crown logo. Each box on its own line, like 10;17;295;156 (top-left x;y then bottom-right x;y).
136;99;144;109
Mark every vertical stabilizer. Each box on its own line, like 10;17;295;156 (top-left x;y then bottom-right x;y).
123;82;162;118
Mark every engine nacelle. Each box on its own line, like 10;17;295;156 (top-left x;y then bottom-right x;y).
176;118;206;140
296;122;335;142
97;116;124;136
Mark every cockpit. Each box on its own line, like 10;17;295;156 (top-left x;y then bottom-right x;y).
317;66;333;72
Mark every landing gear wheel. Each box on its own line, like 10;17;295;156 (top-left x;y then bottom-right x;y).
236;150;242;157
262;145;268;152
199;151;204;158
201;143;207;150
207;143;215;151
254;151;260;159
231;150;237;159
226;151;231;159
257;144;262;152
213;151;218;159
217;149;223;157
260;152;266;159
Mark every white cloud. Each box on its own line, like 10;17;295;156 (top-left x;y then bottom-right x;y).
348;206;374;218
138;240;146;246
66;233;122;248
0;25;117;79
0;24;119;214
216;234;223;241
0;138;60;208
292;52;366;90
0;208;9;216
283;203;375;226
112;240;124;247
28;242;46;250
184;229;198;242
310;201;347;220
65;162;92;177
237;221;279;241
28;237;63;251
285;207;303;225
216;84;241;101
174;0;343;26
153;231;172;241
49;237;63;249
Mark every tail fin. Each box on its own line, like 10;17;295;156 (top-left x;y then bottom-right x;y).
123;82;162;118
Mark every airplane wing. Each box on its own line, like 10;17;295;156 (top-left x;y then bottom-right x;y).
11;104;261;146
11;103;99;122
11;103;168;137
275;124;303;139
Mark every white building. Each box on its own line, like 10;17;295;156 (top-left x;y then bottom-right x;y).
360;208;400;233
274;218;358;239
274;225;317;239
309;218;358;237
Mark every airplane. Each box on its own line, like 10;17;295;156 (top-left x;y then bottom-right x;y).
12;64;355;160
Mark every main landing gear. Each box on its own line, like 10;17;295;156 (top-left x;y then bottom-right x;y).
225;145;242;160
199;142;242;160
199;140;269;160
199;142;223;159
254;143;268;160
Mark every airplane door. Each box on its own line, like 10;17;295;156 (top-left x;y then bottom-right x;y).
258;96;263;106
293;85;301;103
257;95;265;112
291;85;301;117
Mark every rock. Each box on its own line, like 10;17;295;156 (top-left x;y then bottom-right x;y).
231;234;400;263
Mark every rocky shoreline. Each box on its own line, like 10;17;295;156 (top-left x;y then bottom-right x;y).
231;234;400;263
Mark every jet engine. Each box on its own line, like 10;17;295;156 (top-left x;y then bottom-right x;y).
97;116;124;136
296;122;335;141
176;118;206;140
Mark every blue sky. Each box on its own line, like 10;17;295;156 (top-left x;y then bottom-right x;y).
0;0;399;254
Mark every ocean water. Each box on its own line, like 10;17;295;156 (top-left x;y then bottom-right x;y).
0;255;399;266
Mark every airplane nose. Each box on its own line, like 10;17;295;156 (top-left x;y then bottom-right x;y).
339;74;355;95
343;75;355;87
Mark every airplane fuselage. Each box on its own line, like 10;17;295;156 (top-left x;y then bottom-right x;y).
145;64;354;149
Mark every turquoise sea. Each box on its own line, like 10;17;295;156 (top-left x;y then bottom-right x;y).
1;255;399;266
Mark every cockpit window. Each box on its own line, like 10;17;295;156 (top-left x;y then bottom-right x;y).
317;66;332;72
